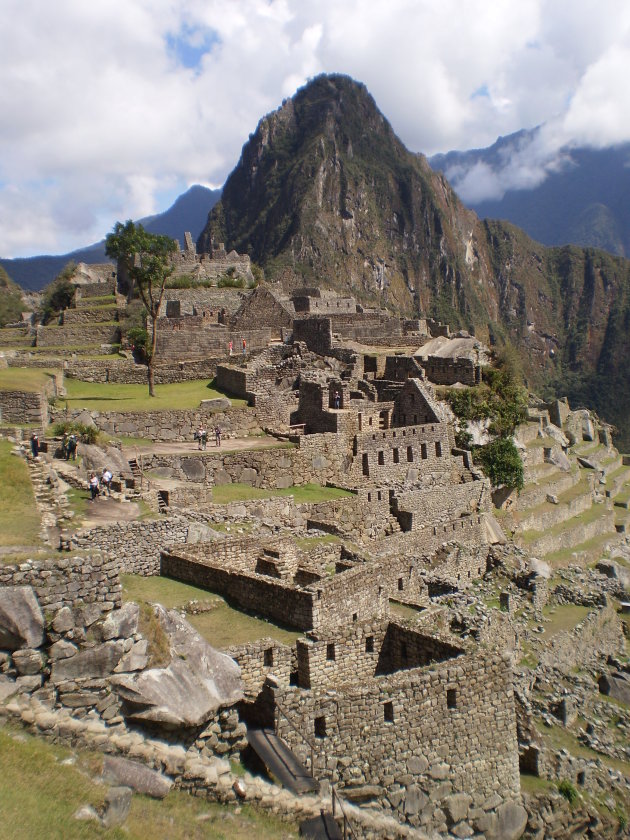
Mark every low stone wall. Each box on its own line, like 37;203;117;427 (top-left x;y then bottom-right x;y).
159;287;246;317
52;406;262;442
225;638;294;696
393;481;490;530
525;506;615;556
64;357;219;385
421;356;482;386
62;307;120;325
72;518;191;576
539;602;625;671
156;326;271;360
0;553;122;614
36;323;120;347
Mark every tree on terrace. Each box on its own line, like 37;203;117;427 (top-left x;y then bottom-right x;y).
105;221;178;396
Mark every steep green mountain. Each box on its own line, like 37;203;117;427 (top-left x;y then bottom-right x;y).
0;265;26;327
1;185;221;292
199;74;630;448
431;133;630;258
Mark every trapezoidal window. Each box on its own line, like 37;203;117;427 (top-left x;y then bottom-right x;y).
378;451;385;465
263;648;274;667
365;635;374;653
393;448;399;464
435;441;442;457
407;446;413;462
314;716;327;738
326;643;336;661
447;689;457;709
384;701;394;723
362;453;369;477
421;443;427;460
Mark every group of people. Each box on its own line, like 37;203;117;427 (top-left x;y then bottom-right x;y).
88;468;113;501
228;338;247;357
61;432;78;460
195;424;222;449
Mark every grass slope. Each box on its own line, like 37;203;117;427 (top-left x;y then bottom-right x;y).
62;378;248;412
0;440;41;548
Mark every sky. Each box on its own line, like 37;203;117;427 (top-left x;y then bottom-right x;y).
2;0;630;258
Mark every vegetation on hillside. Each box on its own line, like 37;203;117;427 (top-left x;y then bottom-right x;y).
0;265;25;327
40;262;77;324
444;348;527;490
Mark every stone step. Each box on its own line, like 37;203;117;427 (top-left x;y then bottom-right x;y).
605;466;630;498
511;484;594;535
517;503;616;560
514;468;580;511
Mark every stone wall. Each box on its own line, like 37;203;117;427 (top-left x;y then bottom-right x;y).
275;651;520;812
0;554;122;615
159;287;246;317
155;324;271;360
75;278;116;299
393;481;491;531
64;357;219;385
0;389;49;425
161;543;388;633
539;602;625;671
421;356;482;386
54;406;262;442
62;307;120;326
36;323;120;347
72;518;191;576
225;638;294;696
292;318;333;354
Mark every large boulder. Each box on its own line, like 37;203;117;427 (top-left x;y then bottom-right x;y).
51;641;126;682
110;606;243;728
102;755;172;799
0;586;44;651
599;672;630;706
80;444;132;477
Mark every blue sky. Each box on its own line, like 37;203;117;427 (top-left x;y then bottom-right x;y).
1;0;630;258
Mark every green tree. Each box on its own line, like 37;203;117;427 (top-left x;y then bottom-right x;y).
473;437;524;491
40;262;77;325
105;221;178;396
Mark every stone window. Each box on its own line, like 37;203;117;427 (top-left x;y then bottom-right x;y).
421;443;427;460
435;441;442;457
367;492;372;502
326;643;336;661
369;416;373;426
378;451;385;465
384;701;394;723
447;688;457;709
314;716;327;738
398;577;404;591
407;446;413;462
377;490;382;501
393;447;399;463
365;636;374;653
362;453;369;476
352;612;358;622
264;647;274;667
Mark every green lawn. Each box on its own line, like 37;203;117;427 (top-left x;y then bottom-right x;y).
212;482;354;504
0;440;42;549
0;724;299;840
0;367;58;393
122;574;302;648
62;378;248;412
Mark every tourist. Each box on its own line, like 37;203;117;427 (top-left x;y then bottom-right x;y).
67;433;77;461
215;425;222;447
89;472;100;501
242;337;247;356
30;432;39;458
101;467;113;496
334;390;341;409
228;339;233;356
196;425;207;450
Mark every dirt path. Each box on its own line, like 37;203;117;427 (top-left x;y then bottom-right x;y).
122;436;291;457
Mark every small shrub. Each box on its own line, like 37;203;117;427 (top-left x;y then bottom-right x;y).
51;421;98;445
40;263;77;324
473;436;524;491
217;275;246;288
558;779;578;805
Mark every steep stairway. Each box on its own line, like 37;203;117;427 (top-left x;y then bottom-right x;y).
246;727;320;795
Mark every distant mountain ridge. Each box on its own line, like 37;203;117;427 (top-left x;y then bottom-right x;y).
0;185;221;291
430;132;630;257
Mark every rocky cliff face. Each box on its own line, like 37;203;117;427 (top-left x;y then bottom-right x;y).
198;74;630;447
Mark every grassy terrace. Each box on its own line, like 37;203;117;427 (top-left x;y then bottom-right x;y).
0;440;42;552
211;482;354;504
62;378;248;411
0;724;299;839
519;501;611;546
122;574;303;648
0;368;58;392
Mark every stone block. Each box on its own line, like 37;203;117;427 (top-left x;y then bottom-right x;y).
404;784;429;816
181;458;205;481
496;801;528;840
12;648;43;676
101;786;132;828
0;586;44;651
102;755;172;799
444;792;472;824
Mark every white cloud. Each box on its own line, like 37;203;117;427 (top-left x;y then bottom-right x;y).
2;0;630;255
